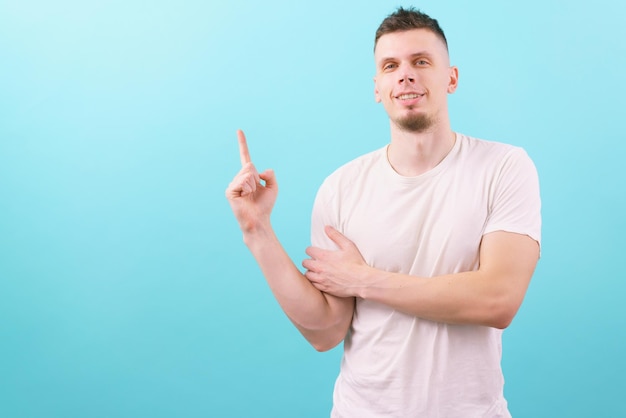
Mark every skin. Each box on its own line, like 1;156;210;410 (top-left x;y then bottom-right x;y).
373;28;459;176
226;130;354;351
225;29;539;352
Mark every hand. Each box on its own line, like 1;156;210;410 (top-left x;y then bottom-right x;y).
303;226;371;298
225;130;278;233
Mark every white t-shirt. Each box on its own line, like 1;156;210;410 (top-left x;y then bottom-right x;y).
310;133;541;418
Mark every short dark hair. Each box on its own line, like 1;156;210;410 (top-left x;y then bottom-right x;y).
374;7;448;52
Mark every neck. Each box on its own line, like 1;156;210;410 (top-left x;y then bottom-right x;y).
387;123;456;177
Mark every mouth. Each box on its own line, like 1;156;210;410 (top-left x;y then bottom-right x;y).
396;93;425;100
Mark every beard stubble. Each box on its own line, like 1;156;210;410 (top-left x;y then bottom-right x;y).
395;111;434;133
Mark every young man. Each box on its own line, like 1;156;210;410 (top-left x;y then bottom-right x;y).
225;7;541;418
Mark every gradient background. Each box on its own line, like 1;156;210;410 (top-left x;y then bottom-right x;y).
1;0;624;417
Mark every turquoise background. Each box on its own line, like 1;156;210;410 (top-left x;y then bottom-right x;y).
1;0;624;417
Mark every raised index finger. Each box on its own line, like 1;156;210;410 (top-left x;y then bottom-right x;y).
237;129;251;166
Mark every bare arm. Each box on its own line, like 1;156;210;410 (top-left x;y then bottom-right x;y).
304;226;539;329
225;131;354;351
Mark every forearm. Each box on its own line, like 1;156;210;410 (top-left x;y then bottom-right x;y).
244;224;353;349
306;230;539;329
358;269;520;328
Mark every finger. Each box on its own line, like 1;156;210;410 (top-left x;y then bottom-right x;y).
225;170;258;198
302;258;316;271
305;273;327;292
305;246;326;260
244;162;261;185
324;225;353;249
237;129;251;166
259;169;277;190
241;176;256;195
304;269;321;284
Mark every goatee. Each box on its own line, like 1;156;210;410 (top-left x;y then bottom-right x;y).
396;113;433;133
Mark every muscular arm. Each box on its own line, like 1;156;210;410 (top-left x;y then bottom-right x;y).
226;131;353;351
304;226;539;329
243;226;353;351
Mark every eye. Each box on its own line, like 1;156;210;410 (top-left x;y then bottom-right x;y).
383;63;397;71
415;59;429;66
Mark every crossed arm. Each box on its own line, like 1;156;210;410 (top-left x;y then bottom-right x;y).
304;225;539;330
226;131;539;351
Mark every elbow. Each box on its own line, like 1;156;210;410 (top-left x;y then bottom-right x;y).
301;323;347;352
487;300;521;329
311;340;341;353
299;306;352;352
490;314;514;330
308;331;345;352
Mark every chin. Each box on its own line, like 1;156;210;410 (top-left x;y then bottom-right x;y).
396;114;433;133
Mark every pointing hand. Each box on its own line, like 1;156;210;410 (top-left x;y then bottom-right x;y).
225;130;278;233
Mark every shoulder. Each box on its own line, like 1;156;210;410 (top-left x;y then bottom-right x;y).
457;133;525;157
321;146;387;188
455;133;536;172
312;147;387;208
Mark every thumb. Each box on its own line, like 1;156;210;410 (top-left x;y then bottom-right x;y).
259;169;277;189
324;225;353;249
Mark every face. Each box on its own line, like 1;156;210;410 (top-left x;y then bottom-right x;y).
374;29;458;133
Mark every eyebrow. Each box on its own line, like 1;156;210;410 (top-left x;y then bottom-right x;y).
377;51;436;65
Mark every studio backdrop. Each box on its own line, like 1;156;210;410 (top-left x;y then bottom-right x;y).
1;0;624;417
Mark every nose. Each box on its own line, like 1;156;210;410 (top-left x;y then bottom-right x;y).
398;70;416;84
396;62;417;84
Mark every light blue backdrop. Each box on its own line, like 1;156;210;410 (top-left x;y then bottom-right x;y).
1;0;624;417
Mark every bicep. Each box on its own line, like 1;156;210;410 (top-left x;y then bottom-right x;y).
480;231;540;314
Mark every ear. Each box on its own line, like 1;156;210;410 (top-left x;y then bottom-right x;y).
374;76;381;103
447;66;459;94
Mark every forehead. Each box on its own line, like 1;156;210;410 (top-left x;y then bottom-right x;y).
374;29;448;62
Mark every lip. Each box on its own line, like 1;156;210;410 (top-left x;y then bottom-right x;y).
394;91;425;105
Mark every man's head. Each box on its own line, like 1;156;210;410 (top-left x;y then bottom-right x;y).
375;7;448;54
373;8;457;133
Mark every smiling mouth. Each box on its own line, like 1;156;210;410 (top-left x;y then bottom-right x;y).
397;93;424;100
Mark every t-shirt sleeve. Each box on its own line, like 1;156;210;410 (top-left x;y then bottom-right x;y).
310;178;340;251
483;147;542;247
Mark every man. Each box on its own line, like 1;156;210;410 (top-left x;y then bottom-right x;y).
225;7;541;418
